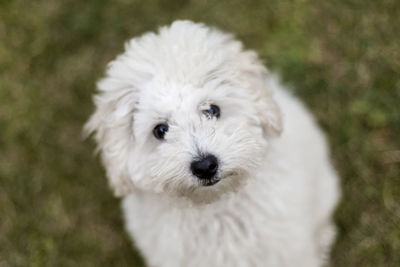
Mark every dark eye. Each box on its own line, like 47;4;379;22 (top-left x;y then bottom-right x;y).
153;124;168;140
202;104;220;119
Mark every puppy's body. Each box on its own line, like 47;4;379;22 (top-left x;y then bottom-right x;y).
86;21;340;267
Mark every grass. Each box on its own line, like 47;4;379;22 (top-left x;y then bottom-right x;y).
1;0;399;266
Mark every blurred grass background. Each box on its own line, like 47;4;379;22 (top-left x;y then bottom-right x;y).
1;0;399;266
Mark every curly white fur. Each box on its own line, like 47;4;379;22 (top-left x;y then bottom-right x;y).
85;20;340;267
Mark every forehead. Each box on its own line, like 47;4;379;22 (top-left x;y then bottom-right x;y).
138;77;224;117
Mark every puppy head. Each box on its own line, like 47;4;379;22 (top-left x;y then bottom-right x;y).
85;21;282;203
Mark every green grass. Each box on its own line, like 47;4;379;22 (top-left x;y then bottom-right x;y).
1;0;399;266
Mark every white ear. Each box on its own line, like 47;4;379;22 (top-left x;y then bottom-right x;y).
236;51;283;138
84;76;138;197
253;82;283;138
84;33;157;196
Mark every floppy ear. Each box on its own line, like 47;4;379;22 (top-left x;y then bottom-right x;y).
253;74;283;138
236;51;283;138
84;72;139;197
84;34;157;196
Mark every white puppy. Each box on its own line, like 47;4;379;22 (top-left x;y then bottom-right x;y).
86;20;340;267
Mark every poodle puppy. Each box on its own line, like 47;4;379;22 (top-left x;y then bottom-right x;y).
85;20;340;267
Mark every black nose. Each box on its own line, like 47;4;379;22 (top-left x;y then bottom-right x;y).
190;154;219;180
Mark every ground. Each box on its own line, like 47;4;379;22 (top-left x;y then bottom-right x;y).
0;0;399;266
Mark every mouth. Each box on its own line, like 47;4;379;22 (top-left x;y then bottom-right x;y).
200;178;220;187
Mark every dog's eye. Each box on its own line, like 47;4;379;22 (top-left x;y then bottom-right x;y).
153;124;168;140
202;104;220;119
